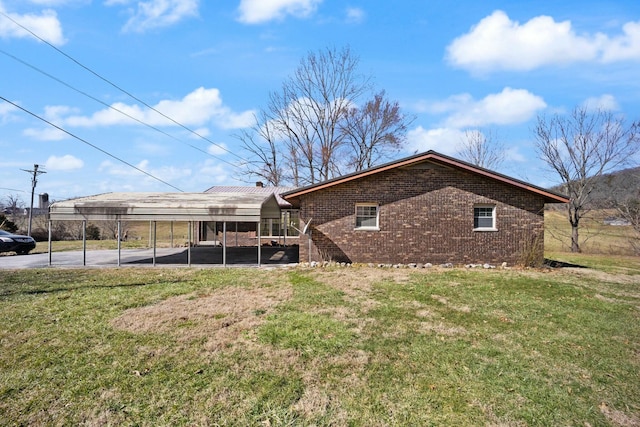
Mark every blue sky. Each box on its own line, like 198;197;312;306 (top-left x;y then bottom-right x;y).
1;0;639;203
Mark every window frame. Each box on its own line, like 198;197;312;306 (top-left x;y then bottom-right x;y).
473;204;497;231
355;203;380;231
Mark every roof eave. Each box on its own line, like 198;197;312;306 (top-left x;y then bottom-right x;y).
282;151;569;204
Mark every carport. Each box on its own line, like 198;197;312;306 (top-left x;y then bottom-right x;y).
48;192;282;267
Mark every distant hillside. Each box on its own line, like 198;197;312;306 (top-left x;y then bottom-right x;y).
550;166;640;207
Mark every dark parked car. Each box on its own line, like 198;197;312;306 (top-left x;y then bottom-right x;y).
0;230;36;255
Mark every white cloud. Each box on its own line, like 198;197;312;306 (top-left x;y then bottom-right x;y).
107;0;199;33
0;3;66;45
602;21;640;62
63;87;254;130
345;7;364;24
98;159;191;185
207;143;228;156
424;88;546;128
237;0;322;24
189;127;210;138
23;126;67;141
0;101;18;124
135;141;170;155
406;126;466;155
99;159;149;176
504;146;526;163
197;159;230;185
45;154;84;170
582;94;619;112
447;10;640;73
43;105;79;120
27;0;84;5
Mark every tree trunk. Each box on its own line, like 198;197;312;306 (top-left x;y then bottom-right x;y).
571;223;581;253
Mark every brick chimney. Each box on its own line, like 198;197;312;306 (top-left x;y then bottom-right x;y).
256;181;264;188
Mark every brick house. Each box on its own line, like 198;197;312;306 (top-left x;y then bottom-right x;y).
282;150;568;266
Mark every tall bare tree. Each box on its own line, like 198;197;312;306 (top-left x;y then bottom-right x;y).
269;46;369;186
456;128;505;170
341;90;414;171
236;111;284;186
3;194;25;230
238;47;412;186
534;106;640;252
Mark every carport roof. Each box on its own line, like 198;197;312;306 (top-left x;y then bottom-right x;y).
49;192;282;222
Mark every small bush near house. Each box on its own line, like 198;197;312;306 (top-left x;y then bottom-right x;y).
86;223;101;240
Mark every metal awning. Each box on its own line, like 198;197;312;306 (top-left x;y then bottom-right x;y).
49;192;282;222
47;192;283;267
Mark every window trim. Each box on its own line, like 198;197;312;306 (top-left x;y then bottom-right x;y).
473;204;497;231
355;203;380;231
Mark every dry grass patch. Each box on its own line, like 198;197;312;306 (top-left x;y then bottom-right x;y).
310;267;410;297
111;284;293;352
430;293;472;313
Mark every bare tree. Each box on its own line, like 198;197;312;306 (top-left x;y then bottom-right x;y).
236;111;284;186
239;47;412;186
534;106;640;252
615;195;640;254
341;90;414;171
269;46;369;185
3;194;26;231
456;128;505;170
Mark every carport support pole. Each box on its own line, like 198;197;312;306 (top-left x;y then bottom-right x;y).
82;220;86;266
117;220;121;267
257;221;261;266
188;221;192;266
284;211;288;247
48;219;52;266
152;221;157;267
222;222;227;267
308;229;312;264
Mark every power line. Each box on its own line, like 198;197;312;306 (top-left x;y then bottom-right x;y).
0;96;184;192
0;10;248;164
0;187;26;193
0;47;239;169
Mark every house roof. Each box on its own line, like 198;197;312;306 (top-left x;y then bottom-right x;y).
282;150;569;204
204;185;297;209
49;192;282;222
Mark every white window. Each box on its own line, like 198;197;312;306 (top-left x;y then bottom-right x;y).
355;203;379;230
474;205;496;231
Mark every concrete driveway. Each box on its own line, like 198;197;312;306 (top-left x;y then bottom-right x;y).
0;246;299;269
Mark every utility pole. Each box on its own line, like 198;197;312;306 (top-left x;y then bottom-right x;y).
22;164;46;237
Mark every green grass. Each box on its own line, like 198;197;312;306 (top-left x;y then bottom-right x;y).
1;265;639;426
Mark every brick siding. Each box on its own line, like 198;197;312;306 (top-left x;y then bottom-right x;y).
297;163;546;265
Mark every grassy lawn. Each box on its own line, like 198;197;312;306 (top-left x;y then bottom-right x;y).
1;264;639;426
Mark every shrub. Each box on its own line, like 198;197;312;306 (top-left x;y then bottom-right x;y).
0;214;18;233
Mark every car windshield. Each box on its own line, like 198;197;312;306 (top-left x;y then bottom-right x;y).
0;230;11;236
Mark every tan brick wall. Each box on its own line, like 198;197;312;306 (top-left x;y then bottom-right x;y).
297;163;545;265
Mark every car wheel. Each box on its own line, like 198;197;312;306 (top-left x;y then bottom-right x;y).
17;250;30;255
